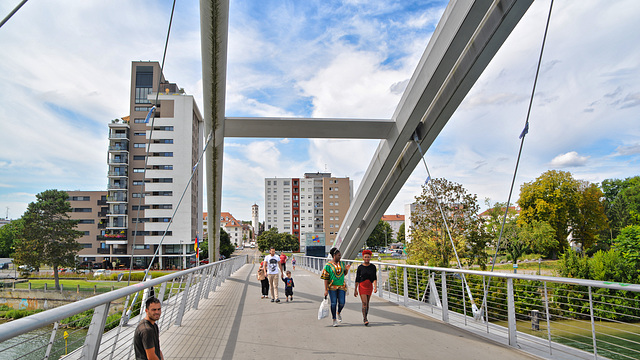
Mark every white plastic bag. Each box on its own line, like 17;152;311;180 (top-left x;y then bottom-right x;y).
318;296;330;320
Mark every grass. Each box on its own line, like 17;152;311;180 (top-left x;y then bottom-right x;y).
490;260;559;275
14;279;135;292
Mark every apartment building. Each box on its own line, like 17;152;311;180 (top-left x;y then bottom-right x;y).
264;172;352;248
67;191;108;266
103;61;204;270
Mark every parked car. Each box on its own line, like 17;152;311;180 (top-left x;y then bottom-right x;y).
94;269;106;278
0;262;9;270
18;265;35;272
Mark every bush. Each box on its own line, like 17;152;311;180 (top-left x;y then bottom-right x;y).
3;308;43;319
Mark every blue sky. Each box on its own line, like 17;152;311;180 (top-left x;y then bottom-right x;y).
1;0;639;222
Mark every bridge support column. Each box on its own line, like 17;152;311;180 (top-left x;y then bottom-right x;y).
507;278;517;346
441;272;449;323
81;302;110;359
175;273;193;326
403;267;408;307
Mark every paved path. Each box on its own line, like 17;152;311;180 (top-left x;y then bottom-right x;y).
160;263;539;359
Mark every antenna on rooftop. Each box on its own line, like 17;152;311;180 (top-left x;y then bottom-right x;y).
5;207;8;220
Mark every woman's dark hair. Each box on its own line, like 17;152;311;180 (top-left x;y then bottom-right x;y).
329;247;340;257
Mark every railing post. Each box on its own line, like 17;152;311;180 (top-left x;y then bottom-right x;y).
403;267;408;307
441;272;449;323
175;273;193;326
507;278;517;347
193;269;206;310
43;321;59;360
543;282;552;355
588;286;598;359
158;281;168;306
378;265;384;298
81;302;111;359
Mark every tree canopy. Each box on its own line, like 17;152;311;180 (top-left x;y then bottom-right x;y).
220;228;235;259
0;219;22;258
601;176;640;241
256;228;299;252
366;220;393;249
397;222;405;243
408;178;481;267
14;190;83;289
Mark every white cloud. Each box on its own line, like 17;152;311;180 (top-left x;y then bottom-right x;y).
550;151;590;168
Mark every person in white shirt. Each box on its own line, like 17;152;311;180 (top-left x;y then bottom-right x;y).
263;247;282;302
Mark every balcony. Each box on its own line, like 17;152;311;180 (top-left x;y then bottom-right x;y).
108;145;129;152
108;159;128;165
113;248;127;255
97;234;127;241
107;183;128;190
108;171;128;177
97;248;110;254
108;133;128;139
107;209;128;215
107;196;127;203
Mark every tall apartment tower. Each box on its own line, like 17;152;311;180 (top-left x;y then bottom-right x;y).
251;204;259;239
104;61;204;269
264;173;352;248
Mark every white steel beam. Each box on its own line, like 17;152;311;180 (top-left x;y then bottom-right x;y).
224;117;395;139
337;0;534;258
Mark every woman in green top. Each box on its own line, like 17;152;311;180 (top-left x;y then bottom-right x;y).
321;248;351;327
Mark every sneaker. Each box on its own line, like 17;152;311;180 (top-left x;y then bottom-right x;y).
290;296;293;301
275;298;280;303
286;298;289;303
337;313;342;323
271;298;275;302
332;319;338;327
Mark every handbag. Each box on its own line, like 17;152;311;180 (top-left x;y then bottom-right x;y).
257;268;265;281
318;296;330;320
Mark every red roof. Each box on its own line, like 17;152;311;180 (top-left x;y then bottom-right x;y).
381;214;405;221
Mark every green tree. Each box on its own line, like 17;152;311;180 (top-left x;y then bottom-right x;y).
220;228;234;259
0;219;23;257
517;170;581;257
572;182;608;253
613;225;640;271
256;228;279;252
14;190;83;289
201;240;209;259
279;232;299;252
366;220;393;249
397;222;405;243
601;176;640;241
408;178;481;267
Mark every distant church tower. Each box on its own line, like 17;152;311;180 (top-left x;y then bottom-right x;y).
251;204;259;239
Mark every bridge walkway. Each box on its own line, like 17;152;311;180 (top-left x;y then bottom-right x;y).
160;263;539;359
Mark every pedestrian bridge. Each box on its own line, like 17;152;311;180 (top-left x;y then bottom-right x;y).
1;253;638;359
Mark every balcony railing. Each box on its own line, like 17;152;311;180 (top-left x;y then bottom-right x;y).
108;171;128;177
106;196;127;202
97;234;127;241
107;183;128;190
108;159;128;165
108;145;129;151
108;133;128;139
97;248;110;254
112;248;127;255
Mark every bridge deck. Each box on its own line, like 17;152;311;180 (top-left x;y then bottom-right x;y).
160;263;538;359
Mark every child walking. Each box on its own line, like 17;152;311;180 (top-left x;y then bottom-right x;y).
281;271;295;302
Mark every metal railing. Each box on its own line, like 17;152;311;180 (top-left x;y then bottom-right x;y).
0;255;247;360
295;255;640;360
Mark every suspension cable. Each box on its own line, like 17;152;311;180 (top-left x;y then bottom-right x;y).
479;0;555;319
127;0;177;285
0;0;28;29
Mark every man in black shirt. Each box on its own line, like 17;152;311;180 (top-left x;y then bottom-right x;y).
134;297;164;360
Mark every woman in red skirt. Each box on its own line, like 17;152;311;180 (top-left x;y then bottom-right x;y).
354;249;377;325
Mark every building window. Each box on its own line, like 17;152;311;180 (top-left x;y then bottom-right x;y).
134;132;146;136
78;220;94;224
133;181;143;186
81;243;92;248
151;152;173;157
133;155;146;160
134;143;145;148
134;168;144;173
267;181;271;185
134;118;146;123
335;187;339;191
70;196;90;201
284;180;290;185
152;139;173;144
82;231;90;236
73;208;92;212
151;165;173;170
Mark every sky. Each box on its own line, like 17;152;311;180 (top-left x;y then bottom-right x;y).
1;0;639;223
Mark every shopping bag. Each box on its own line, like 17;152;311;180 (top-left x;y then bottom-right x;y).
318;296;330;320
